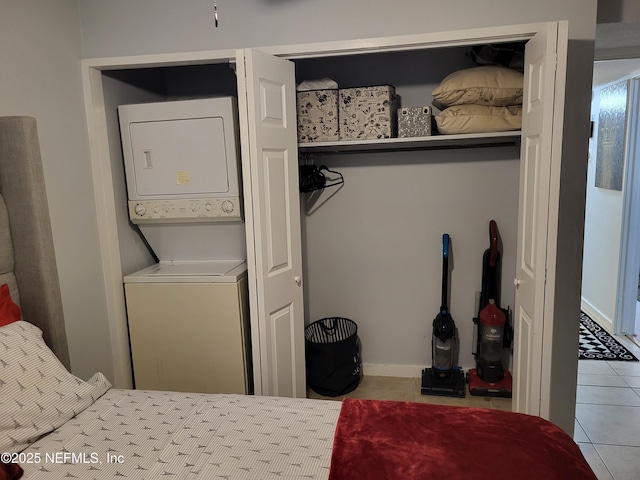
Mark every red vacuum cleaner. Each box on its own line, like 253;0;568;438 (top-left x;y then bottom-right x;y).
468;220;513;397
421;233;465;398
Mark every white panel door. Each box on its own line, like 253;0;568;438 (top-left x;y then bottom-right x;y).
513;22;566;415
236;49;306;398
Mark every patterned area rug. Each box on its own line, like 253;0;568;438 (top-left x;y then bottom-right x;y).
579;312;639;361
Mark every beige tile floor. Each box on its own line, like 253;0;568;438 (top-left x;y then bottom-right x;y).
575;333;640;480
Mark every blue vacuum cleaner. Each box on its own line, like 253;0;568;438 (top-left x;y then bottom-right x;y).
421;234;465;398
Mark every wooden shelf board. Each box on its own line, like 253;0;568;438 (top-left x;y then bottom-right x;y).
298;131;521;153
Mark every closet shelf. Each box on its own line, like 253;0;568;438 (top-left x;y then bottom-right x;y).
298;131;521;154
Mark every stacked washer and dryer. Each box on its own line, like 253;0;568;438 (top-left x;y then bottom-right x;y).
119;97;252;395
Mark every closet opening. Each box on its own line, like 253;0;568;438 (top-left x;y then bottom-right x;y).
290;41;525;378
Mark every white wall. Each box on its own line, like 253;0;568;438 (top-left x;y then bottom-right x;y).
582;86;626;331
0;0;113;381
582;67;640;333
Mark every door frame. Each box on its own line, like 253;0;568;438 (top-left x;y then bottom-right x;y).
80;23;564;410
617;76;640;335
81;50;237;389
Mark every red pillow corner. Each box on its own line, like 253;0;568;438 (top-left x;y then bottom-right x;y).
0;283;21;327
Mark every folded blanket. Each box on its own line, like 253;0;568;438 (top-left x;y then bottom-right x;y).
329;398;596;480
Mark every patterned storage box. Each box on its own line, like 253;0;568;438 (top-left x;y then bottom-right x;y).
398;106;433;138
296;89;340;143
339;85;397;140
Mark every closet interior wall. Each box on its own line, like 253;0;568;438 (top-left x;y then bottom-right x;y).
294;46;521;373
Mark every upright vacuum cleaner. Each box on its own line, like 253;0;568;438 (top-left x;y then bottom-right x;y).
468;220;513;397
421;233;466;398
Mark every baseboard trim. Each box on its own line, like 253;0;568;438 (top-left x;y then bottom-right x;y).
581;299;614;334
362;362;475;378
362;363;423;378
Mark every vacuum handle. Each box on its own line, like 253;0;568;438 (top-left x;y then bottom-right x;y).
441;234;450;311
489;220;499;267
443;233;449;259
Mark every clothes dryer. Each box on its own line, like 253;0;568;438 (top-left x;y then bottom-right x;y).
118;97;251;394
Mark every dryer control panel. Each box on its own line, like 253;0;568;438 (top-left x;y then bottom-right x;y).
128;197;242;224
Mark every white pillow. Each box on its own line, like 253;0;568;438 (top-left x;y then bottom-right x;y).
0;321;111;453
435;105;522;135
432;66;523;109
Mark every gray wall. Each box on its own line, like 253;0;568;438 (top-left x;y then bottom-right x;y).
597;0;640;24
3;0;598;431
0;0;113;381
76;0;598;433
78;0;596;58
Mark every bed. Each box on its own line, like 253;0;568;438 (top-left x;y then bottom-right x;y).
0;116;597;480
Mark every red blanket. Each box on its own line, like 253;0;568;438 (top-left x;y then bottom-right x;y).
0;462;23;480
329;398;596;480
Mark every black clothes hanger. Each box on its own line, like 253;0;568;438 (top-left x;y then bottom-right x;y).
299;164;344;193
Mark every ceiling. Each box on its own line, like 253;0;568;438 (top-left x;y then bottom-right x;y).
593;58;640;87
594;22;640;87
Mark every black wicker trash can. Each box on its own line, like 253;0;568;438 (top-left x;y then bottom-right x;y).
305;317;362;397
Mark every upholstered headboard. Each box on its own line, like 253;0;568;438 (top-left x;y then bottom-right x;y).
0;117;70;369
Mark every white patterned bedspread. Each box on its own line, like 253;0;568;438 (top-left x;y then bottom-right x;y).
20;389;341;479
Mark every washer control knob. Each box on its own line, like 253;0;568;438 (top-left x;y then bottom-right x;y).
221;200;235;214
134;203;146;217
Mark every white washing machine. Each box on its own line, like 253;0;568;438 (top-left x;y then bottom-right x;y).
119;98;252;395
124;260;251;395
